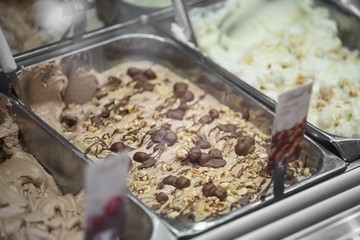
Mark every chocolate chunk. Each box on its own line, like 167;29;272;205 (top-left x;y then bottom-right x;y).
165;109;186;120
173;82;188;98
174;176;191;189
155;192;169;204
110;142;134;153
286;169;295;181
161;123;171;130
95;91;108;99
134;80;154;91
209;108;219;120
143;82;155;92
198;152;226;168
198;153;212;166
133;152;150;163
100;108;111;118
108;76;122;84
180;90;194;103
209;149;222;159
178;103;189;111
90;116;102;126
163;131;178;146
202;183;216;197
138;158;156;169
235;140;255;156
61;116;77;128
133;73;148;82
118;95;131;107
196;139;211;149
162;175;177;185
143;69;157;80
127;67;141;77
206;158;226;168
188;147;202;162
96;80;121;99
243;136;255;145
199;115;212;124
215;188;227;201
151;128;167;143
116;109;129;116
202;183;227;201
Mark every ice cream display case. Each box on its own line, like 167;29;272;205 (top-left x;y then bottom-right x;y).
6;24;347;238
0;93;175;240
150;0;360;163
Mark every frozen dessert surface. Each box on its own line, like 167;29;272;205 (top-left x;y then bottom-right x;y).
174;0;360;137
23;61;311;221
0;98;85;240
0;0;104;54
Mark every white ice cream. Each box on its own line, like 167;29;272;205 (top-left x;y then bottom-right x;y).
173;0;360;137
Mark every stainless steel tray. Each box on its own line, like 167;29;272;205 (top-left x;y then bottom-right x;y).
1;93;174;240
285;204;360;240
150;0;360;162
13;26;347;238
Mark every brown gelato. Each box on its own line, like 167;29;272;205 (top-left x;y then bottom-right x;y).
0;98;85;240
20;61;311;222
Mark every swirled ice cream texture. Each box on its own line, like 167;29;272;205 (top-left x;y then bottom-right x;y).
0;99;85;240
173;0;360;137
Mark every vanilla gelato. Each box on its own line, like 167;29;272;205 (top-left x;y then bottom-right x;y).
172;0;360;137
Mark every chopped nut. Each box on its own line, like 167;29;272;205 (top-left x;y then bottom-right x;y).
216;202;227;212
168;211;180;218
244;182;256;189
303;167;311;177
138;185;151;194
113;115;123;121
141;175;149;181
219;182;230;189
88;125;98;132
237;188;248;196
226;196;236;202
176;147;188;161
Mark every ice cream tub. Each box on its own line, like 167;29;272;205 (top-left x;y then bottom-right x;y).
0;92;174;240
12;28;346;238
161;0;360;162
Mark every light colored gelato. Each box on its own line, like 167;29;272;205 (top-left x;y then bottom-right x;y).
21;61;310;222
172;0;360;137
0;97;85;240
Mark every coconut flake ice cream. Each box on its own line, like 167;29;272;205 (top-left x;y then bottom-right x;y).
172;0;360;137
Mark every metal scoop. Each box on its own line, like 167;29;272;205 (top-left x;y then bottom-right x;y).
171;0;198;46
0;27;30;108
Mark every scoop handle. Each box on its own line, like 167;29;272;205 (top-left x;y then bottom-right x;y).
171;0;198;46
0;27;17;73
